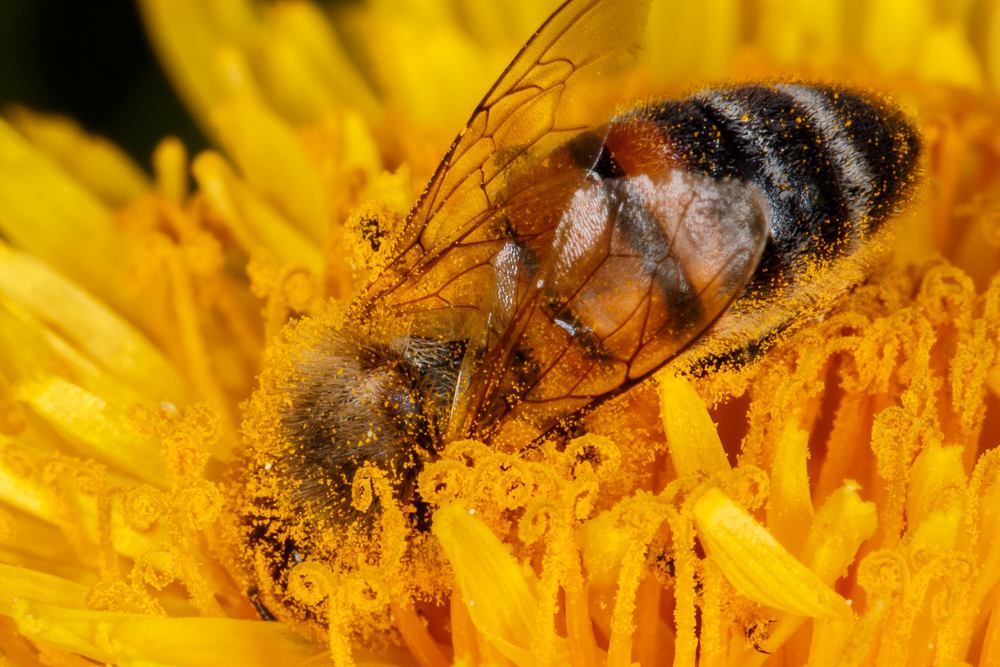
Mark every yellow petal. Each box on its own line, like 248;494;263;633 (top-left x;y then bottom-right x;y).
0;296;144;410
0;509;93;581
0;119;143;327
451;0;514;50
803;481;878;586
965;451;1000;647
0;563;88;611
658;374;730;478
863;0;933;75
211;97;328;242
152;137;189;206
974;452;1000;568
191;151;323;276
646;0;740;82
909;506;963;552
256;1;381;123
576;510;630;639
335;109;384;178
729;481;876;662
987;3;1000;90
757;0;843;66
448;0;560;51
251;33;342;126
3;599;320;667
0;243;188;405
0;438;153;562
432;501;541;666
14;377;169;488
908;443;967;530
137;0;257;136
0;437;70;521
918;22;983;89
359;8;493;130
767;420;814;557
693;487;852;619
6;106;151;209
986;368;1000;400
141;0;381;137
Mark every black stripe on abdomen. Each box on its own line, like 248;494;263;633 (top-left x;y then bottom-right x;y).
808;86;922;228
690;85;855;264
646;99;743;180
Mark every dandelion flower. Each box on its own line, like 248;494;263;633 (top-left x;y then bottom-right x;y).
0;1;999;667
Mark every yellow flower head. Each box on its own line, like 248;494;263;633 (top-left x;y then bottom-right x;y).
0;1;999;667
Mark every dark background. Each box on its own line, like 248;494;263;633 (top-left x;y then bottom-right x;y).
0;0;210;171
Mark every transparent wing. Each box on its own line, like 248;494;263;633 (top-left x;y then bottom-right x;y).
455;170;771;442
357;0;653;332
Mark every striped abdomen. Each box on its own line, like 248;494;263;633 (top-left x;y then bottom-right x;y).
601;83;922;372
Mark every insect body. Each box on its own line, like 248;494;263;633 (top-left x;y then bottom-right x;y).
233;0;920;629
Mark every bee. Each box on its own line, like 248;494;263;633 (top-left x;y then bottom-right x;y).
232;0;920;629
